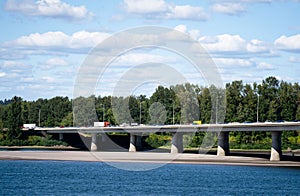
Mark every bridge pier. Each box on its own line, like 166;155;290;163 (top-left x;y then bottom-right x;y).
129;134;136;152
91;133;98;151
270;131;282;161
217;132;229;156
136;135;142;149
171;132;183;153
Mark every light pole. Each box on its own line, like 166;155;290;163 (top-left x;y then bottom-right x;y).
139;101;142;125
215;95;218;124
102;103;105;122
172;101;175;125
257;94;260;123
38;109;41;127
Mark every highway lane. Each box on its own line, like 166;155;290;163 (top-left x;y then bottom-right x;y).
31;122;300;133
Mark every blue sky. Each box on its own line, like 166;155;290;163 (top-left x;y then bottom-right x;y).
0;0;299;100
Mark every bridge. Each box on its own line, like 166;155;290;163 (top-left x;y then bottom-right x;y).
33;122;300;161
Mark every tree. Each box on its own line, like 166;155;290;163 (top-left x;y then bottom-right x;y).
7;96;22;140
259;76;280;121
150;86;176;124
198;87;211;123
60;112;73;127
73;96;97;127
148;102;167;125
240;84;256;122
278;81;297;121
172;83;199;124
225;81;243;122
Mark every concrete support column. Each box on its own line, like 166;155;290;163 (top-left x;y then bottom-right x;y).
217;132;229;156
129;134;136;152
171;132;183;153
59;133;63;141
136;135;142;149
91;133;97;151
270;131;282;161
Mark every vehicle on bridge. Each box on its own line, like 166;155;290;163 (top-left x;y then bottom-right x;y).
22;123;36;130
93;122;110;127
193;120;202;125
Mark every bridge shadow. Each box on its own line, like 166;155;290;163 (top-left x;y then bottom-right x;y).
183;149;300;161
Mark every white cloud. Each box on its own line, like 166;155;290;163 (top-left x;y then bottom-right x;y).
38;57;70;70
211;0;273;16
289;56;300;63
0;72;6;77
174;25;201;40
113;52;176;66
274;34;300;52
256;62;274;70
212;3;245;15
166;5;208;20
213;57;255;67
198;34;270;55
199;34;247;53
174;25;187;33
246;39;269;53
4;30;111;52
124;0;168;14
1;61;33;74
42;76;55;83
123;0;208;21
5;0;94;21
10;31;69;48
45;58;68;66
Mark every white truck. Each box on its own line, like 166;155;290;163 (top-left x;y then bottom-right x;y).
23;123;36;130
93;122;110;127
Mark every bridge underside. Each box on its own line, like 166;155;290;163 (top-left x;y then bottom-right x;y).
84;131;282;161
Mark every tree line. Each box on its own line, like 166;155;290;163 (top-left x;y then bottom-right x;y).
0;76;300;149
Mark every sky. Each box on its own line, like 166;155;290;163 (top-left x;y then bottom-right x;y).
0;0;300;100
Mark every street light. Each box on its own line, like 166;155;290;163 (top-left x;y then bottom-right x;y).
257;94;260;123
101;103;105;122
139;101;142;125
172;101;175;125
38;109;41;127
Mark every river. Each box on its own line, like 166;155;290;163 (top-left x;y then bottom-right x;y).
1;160;300;195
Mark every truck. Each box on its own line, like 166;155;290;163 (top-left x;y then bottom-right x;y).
93;122;110;127
23;123;36;130
193;120;202;125
130;122;139;126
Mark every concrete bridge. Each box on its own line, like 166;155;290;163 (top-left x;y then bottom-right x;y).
34;122;300;161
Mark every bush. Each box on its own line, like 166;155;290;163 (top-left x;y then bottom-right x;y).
145;133;171;148
27;135;67;146
0;139;29;146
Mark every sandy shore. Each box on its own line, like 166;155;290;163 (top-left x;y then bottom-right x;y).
0;151;300;167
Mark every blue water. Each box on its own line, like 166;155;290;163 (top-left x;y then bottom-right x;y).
0;160;299;195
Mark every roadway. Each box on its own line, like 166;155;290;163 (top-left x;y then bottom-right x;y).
32;121;300;133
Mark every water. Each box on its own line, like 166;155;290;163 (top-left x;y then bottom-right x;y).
0;160;299;195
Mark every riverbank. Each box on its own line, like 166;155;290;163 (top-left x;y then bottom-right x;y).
0;146;81;151
1;151;300;167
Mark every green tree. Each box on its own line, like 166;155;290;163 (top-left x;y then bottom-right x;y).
198;87;211;123
73;96;97;127
172;83;199;124
240;84;256;122
7;96;22;140
60;112;73;127
225;81;243;122
259;76;279;121
278;81;297;121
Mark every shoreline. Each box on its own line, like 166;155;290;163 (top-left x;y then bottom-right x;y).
0;151;300;168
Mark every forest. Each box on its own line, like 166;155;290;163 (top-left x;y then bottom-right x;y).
0;76;300;149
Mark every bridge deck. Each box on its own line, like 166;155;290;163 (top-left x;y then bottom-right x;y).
32;122;300;134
